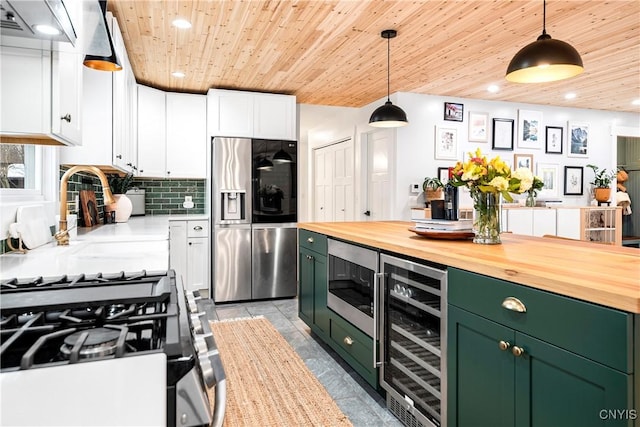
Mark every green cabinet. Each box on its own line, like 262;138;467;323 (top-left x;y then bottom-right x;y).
298;230;329;338
448;268;635;427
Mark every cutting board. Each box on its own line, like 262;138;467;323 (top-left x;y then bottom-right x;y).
80;190;100;227
15;205;53;249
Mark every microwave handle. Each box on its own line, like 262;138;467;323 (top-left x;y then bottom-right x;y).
373;272;384;368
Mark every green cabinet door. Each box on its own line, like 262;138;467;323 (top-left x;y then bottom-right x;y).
298;246;329;338
298;246;314;327
515;333;632;427
312;252;329;336
448;305;516;427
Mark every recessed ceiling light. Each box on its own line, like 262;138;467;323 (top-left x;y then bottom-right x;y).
564;92;576;100
632;99;640;106
172;19;192;29
34;24;61;35
172;71;185;78
487;85;500;93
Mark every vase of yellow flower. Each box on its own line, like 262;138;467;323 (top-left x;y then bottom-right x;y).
471;190;502;243
525;176;544;207
450;149;542;244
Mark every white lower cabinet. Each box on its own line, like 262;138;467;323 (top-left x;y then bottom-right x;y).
169;219;209;291
505;208;557;237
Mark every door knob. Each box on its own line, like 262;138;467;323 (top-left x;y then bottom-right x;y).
364;210;371;216
498;340;511;351
307;237;314;243
512;346;525;357
343;336;353;346
61;114;71;122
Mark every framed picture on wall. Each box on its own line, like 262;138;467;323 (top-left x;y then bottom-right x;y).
537;163;559;197
513;153;533;171
444;102;464;122
517;109;543;149
568;122;589;157
492;118;514;150
437;167;451;184
435;126;458;160
564;166;584;195
468;112;489;142
545;126;563;154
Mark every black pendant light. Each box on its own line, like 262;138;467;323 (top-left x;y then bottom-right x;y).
83;0;122;72
506;0;583;83
369;29;408;128
273;141;293;163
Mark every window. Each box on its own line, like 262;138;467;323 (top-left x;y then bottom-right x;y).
0;144;40;190
0;144;55;203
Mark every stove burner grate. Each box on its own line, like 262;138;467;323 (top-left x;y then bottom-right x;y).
59;327;125;360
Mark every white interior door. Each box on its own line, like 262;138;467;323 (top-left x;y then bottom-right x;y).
366;129;394;220
313;139;354;221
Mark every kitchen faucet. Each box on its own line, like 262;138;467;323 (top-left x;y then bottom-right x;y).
55;166;115;245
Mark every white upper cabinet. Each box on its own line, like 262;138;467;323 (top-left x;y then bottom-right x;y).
60;66;113;167
253;92;296;140
207;89;297;140
111;15;137;172
166;93;207;178
137;87;207;179
0;42;83;146
137;85;167;177
207;89;254;138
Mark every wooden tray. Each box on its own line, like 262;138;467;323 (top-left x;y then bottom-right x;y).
408;227;474;240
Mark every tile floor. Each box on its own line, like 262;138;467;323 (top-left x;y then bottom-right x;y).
210;297;404;427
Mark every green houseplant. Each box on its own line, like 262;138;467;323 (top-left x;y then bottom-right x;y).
422;177;444;205
107;171;134;195
586;164;616;202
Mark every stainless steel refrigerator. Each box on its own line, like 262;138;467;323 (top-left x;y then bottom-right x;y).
212;137;297;302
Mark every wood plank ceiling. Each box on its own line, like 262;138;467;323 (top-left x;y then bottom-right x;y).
108;0;640;113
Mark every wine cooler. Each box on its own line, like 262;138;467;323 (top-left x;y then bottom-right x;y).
380;253;447;427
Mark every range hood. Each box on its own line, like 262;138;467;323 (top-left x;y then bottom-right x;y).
0;0;111;57
0;0;77;45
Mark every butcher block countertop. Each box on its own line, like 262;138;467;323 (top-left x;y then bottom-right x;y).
299;221;640;314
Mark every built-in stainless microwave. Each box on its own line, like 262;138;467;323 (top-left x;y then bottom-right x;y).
327;238;379;338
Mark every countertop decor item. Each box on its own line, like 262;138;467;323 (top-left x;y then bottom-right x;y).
107;171;135;222
368;29;408;128
525;175;545;206
450;148;539;244
422;176;444;205
505;0;583;83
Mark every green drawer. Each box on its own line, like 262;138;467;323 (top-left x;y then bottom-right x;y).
449;268;633;373
298;229;327;254
329;313;377;387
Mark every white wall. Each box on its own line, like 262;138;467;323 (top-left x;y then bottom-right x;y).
301;93;640;221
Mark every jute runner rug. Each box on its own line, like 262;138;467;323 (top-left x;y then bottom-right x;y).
209;316;353;427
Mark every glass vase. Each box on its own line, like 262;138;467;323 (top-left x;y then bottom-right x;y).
525;192;536;207
472;191;501;244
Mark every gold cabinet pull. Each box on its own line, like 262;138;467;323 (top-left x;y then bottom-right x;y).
512;346;525;357
498;340;511;351
343;336;353;346
307;237;314;243
501;297;527;313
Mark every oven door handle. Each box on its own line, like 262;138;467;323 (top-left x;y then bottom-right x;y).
373;272;384;368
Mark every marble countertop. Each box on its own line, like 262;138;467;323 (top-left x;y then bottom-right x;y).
0;215;202;280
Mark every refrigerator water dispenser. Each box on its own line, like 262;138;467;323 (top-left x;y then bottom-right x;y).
220;190;246;221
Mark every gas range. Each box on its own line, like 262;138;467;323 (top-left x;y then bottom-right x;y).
0;270;225;427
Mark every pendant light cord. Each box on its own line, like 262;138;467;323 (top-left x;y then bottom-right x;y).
386;34;391;102
541;0;547;36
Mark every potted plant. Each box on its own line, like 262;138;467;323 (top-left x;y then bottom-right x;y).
586;164;616;202
422;177;444;206
106;172;135;222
